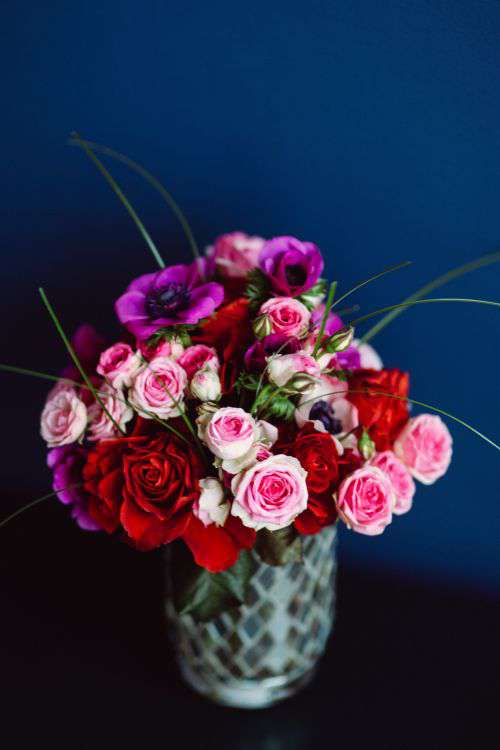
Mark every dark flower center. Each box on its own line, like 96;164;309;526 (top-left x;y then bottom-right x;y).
146;283;190;319
285;263;307;288
309;400;343;435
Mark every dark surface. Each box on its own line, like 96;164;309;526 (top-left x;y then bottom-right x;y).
1;496;498;750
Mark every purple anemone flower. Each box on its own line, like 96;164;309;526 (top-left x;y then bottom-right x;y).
334;345;361;370
115;260;224;340
244;333;302;372
47;445;101;531
259;236;324;296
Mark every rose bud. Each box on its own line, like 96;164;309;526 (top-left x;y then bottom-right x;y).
253;314;273;340
190;369;222;402
326;326;354;353
358;428;376;460
287;373;320;394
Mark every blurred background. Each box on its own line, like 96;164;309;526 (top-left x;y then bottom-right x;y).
2;2;500;594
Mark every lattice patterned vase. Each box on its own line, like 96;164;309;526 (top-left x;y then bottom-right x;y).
164;526;337;709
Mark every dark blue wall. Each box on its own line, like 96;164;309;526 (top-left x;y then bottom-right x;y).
2;1;499;592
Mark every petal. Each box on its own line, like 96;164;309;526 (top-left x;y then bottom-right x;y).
182;515;243;573
225;514;256;549
128;271;159;294
153;265;190;289
115;291;148;324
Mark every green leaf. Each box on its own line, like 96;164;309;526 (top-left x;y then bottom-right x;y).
255;527;303;566
265;394;295;421
235;372;260;394
245;268;272;313
147;325;195;349
172;544;255;622
297;278;327;310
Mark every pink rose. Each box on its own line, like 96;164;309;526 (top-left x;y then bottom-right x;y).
97;342;141;389
204;407;256;460
267;351;321;388
259;296;311;338
87;383;134;442
128;356;188;419
231;454;308;531
40;385;87;447
213;232;265;279
394;414;452;485
178;344;220;379
336;466;395;536
369;450;415;515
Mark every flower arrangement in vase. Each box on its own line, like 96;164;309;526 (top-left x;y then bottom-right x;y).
2;135;499;708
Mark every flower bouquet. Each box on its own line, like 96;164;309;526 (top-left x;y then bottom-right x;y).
2;137;499;709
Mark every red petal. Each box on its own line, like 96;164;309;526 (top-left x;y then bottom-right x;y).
120;496;189;551
224;514;256;549
182;515;242;573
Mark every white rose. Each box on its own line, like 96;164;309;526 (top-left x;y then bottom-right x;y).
190;369;221;402
193;477;230;527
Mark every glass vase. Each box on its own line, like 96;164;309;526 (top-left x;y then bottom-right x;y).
164;526;337;709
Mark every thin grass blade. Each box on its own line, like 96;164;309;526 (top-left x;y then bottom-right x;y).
361;251;500;343
298;388;500;451
348;297;500;329
38;288;125;435
0;484;83;530
333;260;412;308
71;132;165;269
69;136;200;261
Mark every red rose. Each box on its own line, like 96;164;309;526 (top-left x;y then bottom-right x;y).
182;514;256;573
277;423;340;535
83;426;204;550
348;368;409;451
194;297;253;363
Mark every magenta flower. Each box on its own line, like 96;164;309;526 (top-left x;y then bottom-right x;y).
47;445;101;531
259;236;324;296
115;260;224;340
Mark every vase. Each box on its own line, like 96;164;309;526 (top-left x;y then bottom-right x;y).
164;526;337;709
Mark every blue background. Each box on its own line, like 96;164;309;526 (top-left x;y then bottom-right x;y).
2;1;499;593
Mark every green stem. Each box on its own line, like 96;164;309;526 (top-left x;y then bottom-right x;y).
333;260;412;308
348;297;500;329
38;288;125;435
312;281;337;358
298;388;500;451
361;251;500;343
0;363;191;445
71;132;165;269
69;136;200;261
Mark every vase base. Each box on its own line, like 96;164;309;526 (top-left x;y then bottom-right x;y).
177;660;317;709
